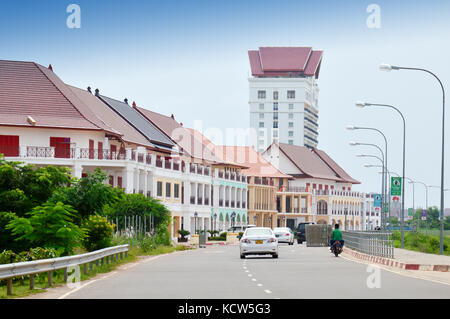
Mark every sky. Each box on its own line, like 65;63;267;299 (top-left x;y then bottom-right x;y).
0;0;449;210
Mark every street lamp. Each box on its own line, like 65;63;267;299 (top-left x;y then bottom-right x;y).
268;215;272;229
213;213;217;233
350;141;387;228
355;101;406;247
231;212;236;228
380;63;445;255
347;124;388;226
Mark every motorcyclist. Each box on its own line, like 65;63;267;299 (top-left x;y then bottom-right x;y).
330;224;344;250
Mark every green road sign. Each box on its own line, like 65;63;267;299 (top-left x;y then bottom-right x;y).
391;177;402;196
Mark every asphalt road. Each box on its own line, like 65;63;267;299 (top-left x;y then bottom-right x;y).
61;244;450;299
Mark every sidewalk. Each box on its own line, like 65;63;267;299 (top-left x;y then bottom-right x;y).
342;247;450;272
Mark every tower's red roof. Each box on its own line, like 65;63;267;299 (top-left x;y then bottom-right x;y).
248;47;323;79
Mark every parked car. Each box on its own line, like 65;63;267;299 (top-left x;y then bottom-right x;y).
227;225;256;233
296;222;314;244
273;227;294;245
240;227;278;259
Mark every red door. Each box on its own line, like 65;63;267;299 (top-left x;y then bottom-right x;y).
109;175;114;186
50;137;70;158
98;142;103;160
89;139;94;159
110;145;117;159
0;135;19;157
117;176;122;188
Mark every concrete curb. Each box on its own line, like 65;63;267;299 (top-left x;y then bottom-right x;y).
342;248;450;272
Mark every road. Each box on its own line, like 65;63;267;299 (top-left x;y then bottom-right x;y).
57;244;449;299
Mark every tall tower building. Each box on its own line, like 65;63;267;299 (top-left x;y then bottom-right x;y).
248;47;323;152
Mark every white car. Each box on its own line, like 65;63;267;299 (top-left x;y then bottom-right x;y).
240;227;278;259
273;227;294;245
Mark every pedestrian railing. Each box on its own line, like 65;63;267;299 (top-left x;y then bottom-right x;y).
0;244;129;296
342;231;394;259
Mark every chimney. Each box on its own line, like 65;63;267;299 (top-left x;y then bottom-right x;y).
48;64;53;71
124;98;128;104
87;86;92;93
132;101;137;108
95;88;99;96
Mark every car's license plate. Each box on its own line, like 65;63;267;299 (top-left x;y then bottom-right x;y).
255;240;263;244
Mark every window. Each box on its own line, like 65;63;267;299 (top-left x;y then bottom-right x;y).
273;122;278;128
273;130;278;137
259;122;264;128
258;90;266;99
288;122;293;128
50;137;71;159
288;131;293;137
287;90;295;99
166;183;171;197
273;112;278;120
273;138;278;144
289;104;294;109
273;91;278;100
259;130;265;137
289;113;293;119
258;139;265;145
259;113;264;119
157;181;163;197
273;103;278;111
0;135;19;157
174;184;180;198
259;103;264;110
288;140;293;145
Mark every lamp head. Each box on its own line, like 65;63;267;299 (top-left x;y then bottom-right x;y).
349;141;358;146
379;63;393;71
346;125;356;130
363;163;373;167
355;101;367;108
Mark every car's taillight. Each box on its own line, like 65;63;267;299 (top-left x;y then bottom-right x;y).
268;238;277;243
285;233;290;236
241;238;251;244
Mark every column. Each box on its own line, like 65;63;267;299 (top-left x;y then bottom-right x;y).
144;171;149;196
72;163;83;178
123;165;134;194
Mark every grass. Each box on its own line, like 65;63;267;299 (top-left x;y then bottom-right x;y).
0;244;192;299
416;228;450;238
392;230;450;256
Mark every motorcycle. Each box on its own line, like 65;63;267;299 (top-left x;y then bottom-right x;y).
330;240;343;257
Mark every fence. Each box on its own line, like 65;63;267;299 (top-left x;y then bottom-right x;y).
0;245;129;296
342;231;394;258
106;215;156;246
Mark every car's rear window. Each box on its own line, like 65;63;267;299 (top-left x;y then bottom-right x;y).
273;228;289;233
245;228;272;236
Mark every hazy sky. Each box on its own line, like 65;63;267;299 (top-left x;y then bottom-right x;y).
1;0;449;209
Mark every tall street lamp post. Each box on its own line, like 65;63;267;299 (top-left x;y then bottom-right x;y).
379;64;445;255
356;101;406;246
347;125;389;226
350;141;386;228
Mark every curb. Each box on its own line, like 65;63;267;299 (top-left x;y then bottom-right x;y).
342;248;450;272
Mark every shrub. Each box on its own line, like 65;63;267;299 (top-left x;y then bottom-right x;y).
0;250;18;264
139;237;157;253
82;215;115;252
0;212;31;253
6;201;85;256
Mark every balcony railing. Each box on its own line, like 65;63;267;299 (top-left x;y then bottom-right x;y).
279;186;308;193
27;146;55;158
0;145;19;157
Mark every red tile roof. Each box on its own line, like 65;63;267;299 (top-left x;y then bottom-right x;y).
68;86;155;148
214;145;292;179
271;143;360;184
248;47;323;79
0;60;118;134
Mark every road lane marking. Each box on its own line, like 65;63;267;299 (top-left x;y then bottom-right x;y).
257;284;263;287
248;274;252;277
251;278;257;282
264;290;272;294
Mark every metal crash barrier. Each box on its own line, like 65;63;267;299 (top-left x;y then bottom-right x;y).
342;231;394;259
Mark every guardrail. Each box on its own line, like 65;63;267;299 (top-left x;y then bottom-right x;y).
342;231;394;259
0;244;129;296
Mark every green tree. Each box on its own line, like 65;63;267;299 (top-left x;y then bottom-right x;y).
0;212;30;252
6;201;85;256
50;169;119;225
0;156;71;217
82;215;115;251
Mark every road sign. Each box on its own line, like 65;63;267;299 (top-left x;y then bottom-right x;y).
391;177;402;196
408;208;413;220
374;194;382;207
